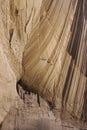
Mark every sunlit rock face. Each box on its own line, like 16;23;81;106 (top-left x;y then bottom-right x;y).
0;0;87;129
22;0;87;121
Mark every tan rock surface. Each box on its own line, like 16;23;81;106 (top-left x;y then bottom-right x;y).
0;0;87;129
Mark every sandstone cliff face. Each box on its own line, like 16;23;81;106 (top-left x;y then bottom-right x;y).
0;0;87;129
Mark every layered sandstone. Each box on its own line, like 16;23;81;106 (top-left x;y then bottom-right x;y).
0;0;87;129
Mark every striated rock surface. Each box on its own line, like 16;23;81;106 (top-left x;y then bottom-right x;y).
1;89;86;130
0;0;87;129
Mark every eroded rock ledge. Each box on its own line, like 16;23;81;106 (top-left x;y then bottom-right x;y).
1;87;87;130
0;0;87;129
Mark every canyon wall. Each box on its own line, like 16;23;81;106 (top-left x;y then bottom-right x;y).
0;0;87;129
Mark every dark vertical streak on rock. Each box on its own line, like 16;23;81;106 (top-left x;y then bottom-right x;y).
46;0;53;12
0;123;2;130
9;28;14;44
81;81;87;122
84;0;87;20
37;94;40;107
67;0;83;61
62;60;74;107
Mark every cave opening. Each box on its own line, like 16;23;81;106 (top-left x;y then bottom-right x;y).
16;80;41;106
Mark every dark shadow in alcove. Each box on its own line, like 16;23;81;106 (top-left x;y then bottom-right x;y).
16;80;41;107
0;123;2;130
16;79;29;92
16;80;56;109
